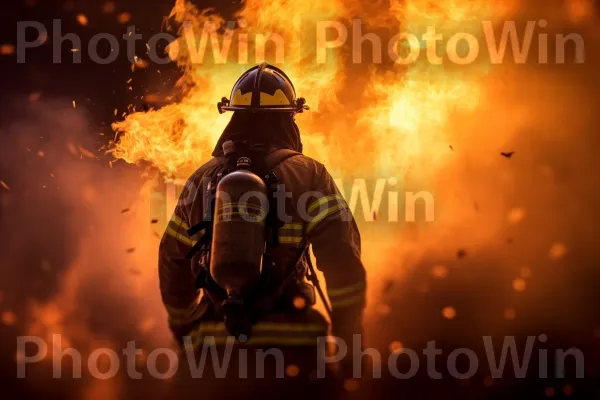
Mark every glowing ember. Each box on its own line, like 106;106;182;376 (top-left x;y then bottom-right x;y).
442;306;456;319
285;364;300;377
76;14;89;26
0;44;15;55
566;0;594;23
388;340;404;353
117;12;132;24
512;278;526;292
2;311;17;326
292;296;306;310
549;243;567;260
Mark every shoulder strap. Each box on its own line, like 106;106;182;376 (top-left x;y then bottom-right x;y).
265;149;302;170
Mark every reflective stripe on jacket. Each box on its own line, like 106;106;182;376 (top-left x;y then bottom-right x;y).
159;150;367;344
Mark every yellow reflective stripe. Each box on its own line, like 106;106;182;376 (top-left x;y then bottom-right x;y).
307;203;348;234
328;282;366;298
166;226;197;247
330;294;365;308
281;223;303;231
170;214;189;230
307;194;345;214
279;236;303;244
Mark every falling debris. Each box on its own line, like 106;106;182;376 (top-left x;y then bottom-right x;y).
72;100;76;108
131;58;150;71
381;279;394;295
78;146;95;159
456;249;467;259
129;268;141;275
372;211;377;221
449;145;454;151
0;181;10;191
76;14;89;26
117;12;132;24
0;44;15;55
126;248;136;254
549;242;567;260
121;208;130;214
500;151;515;159
151;219;159;224
512;278;527;292
442;306;456;320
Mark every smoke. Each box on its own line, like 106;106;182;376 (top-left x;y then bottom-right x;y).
0;99;174;398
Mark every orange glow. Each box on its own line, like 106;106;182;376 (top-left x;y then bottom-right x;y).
442;306;456;319
512;278;526;292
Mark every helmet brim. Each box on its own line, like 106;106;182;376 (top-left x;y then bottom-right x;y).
220;105;299;113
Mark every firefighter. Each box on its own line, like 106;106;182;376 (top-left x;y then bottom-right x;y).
158;63;367;393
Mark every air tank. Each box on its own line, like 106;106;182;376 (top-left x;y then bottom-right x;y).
209;168;268;297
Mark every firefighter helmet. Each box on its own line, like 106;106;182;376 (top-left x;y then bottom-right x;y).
218;62;309;114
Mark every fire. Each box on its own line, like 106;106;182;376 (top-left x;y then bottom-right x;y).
111;0;523;308
112;0;515;178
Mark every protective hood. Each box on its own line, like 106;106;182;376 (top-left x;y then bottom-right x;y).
211;111;303;157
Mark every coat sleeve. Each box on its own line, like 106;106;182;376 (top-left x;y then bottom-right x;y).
305;165;367;339
158;179;200;342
